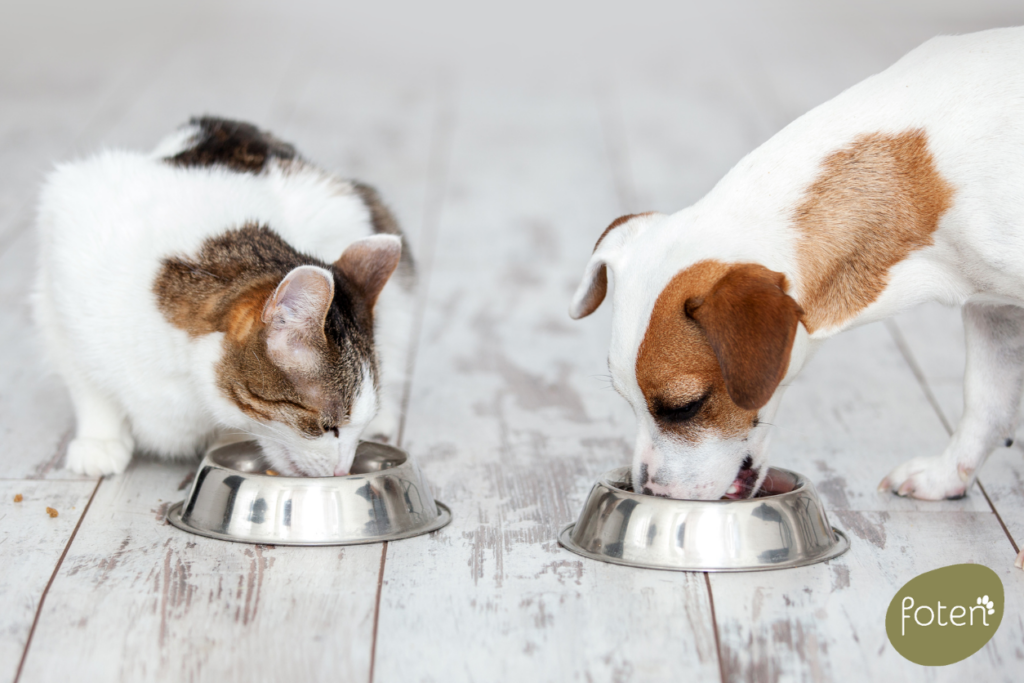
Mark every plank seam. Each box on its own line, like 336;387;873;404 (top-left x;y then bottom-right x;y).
884;319;955;434
14;477;102;683
703;573;727;683
978;482;1021;554
368;542;389;683
885;318;1021;553
375;77;456;683
396;78;458;447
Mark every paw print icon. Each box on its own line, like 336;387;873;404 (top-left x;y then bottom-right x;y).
977;595;996;615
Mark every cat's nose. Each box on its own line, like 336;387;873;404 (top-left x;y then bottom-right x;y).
333;465;349;477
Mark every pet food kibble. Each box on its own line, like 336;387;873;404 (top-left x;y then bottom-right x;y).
265;469;279;476
13;494;22;503
46;507;58;518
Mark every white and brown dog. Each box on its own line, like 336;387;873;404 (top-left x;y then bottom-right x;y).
570;27;1024;569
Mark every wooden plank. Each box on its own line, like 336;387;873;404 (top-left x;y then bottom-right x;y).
17;460;382;683
0;13;180;255
712;510;1023;682
373;80;720;682
278;66;443;255
0;480;96;682
93;39;305;153
709;323;1024;682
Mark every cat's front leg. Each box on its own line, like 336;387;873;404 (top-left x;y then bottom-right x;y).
64;372;134;476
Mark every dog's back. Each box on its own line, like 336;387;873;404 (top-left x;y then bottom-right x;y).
690;26;1024;325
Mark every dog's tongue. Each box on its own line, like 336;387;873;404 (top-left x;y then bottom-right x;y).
723;458;758;500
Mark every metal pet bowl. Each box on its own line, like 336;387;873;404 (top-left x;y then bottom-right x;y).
168;436;451;545
559;466;848;572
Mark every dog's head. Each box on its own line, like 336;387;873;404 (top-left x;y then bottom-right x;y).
570;213;806;500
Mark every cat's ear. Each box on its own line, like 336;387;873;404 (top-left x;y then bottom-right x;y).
333;235;402;309
261;265;335;372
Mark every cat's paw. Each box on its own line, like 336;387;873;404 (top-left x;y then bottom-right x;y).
364;409;400;444
65;437;133;477
878;456;966;500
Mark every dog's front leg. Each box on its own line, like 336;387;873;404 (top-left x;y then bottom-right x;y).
880;303;1024;500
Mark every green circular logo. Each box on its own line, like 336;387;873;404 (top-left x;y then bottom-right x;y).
885;563;1003;666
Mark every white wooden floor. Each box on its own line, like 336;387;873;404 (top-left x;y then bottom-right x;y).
3;2;1024;681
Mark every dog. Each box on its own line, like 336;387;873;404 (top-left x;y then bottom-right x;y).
569;27;1024;569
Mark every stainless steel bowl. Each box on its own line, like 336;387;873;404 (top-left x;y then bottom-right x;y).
559;466;848;572
168;436;451;545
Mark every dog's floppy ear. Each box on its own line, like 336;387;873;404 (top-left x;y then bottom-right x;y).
569;256;610;320
569;213;653;319
686;264;803;410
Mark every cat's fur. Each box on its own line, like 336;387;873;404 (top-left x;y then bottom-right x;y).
33;117;414;477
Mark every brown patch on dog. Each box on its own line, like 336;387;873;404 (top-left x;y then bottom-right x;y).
794;129;954;332
687;264;803;410
166;117;296;173
636;260;803;434
153;224;377;437
636;261;753;440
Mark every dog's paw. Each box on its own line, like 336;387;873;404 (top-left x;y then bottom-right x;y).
878;456;967;500
65;437;133;477
364;409;400;444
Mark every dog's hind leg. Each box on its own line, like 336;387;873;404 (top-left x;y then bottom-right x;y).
880;302;1024;500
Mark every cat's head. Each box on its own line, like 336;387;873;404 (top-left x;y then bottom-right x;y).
215;234;403;476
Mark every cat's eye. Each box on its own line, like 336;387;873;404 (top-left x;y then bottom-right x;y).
653;392;709;424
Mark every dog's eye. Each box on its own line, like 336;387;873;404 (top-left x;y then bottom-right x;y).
654;393;709;424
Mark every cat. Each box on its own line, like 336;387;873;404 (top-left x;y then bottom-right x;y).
32;117;415;477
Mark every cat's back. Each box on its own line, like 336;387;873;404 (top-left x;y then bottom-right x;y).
38;117;382;272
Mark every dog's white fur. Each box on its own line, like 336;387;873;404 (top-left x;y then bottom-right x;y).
33;132;413;477
571;28;1024;567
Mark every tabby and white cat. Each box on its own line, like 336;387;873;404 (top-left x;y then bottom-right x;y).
33;117;414;477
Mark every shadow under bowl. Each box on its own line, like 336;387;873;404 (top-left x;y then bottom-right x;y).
168;436;451;545
559;467;848;572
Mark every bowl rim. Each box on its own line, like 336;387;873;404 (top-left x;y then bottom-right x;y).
598;465;807;504
204;438;410;481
